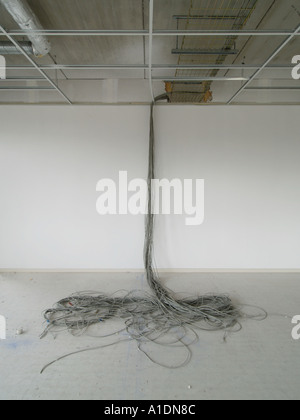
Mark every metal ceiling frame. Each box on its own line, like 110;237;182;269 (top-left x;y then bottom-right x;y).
0;24;72;104
0;0;299;104
0;86;55;91
171;48;239;55
227;23;300;104
154;77;248;81
148;0;154;102
245;87;300;90
5;29;300;37
1;65;294;71
1;76;250;82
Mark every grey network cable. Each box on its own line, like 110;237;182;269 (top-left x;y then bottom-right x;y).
40;102;267;373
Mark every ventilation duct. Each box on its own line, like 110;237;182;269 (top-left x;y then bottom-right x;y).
0;40;33;55
0;0;51;57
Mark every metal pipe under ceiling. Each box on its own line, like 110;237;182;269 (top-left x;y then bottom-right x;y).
0;40;33;55
0;0;51;57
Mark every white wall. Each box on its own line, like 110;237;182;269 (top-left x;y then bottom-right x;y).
0;105;299;270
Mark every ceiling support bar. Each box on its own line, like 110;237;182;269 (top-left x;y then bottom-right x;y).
148;0;155;102
227;24;300;104
1;64;294;71
6;29;300;37
0;25;72;104
154;77;249;82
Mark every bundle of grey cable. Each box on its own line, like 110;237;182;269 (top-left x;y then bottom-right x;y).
41;103;265;373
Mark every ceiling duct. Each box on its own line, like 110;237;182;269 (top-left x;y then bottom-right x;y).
0;0;51;57
0;40;33;54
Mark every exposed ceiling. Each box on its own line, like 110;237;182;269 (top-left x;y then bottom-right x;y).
0;0;299;105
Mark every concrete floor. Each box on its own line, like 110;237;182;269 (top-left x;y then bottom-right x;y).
0;272;299;400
